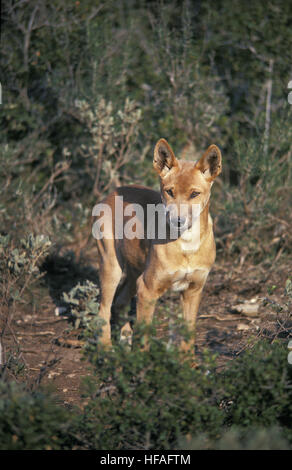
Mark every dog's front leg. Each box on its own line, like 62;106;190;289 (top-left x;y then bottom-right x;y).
180;283;205;354
135;275;161;348
98;261;123;348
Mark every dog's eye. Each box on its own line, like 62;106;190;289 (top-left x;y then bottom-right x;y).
190;191;200;199
165;189;174;197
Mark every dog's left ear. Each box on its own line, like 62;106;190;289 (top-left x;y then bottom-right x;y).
195;144;222;181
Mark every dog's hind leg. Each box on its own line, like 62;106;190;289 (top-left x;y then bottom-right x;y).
111;270;138;345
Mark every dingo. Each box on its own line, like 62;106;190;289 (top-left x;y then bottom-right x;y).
95;138;222;352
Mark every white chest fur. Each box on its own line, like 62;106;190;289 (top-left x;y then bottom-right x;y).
172;280;190;292
179;226;200;253
166;221;210;292
169;266;208;292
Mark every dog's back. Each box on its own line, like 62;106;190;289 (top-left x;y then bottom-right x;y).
96;185;162;273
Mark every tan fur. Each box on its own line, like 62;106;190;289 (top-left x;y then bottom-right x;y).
95;138;222;353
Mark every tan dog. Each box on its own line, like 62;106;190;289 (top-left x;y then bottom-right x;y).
94;138;222;352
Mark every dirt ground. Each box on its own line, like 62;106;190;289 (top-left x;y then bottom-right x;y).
3;241;291;409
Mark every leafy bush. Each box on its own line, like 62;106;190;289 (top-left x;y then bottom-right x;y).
62;280;101;331
221;340;292;443
77;335;223;450
73;337;291;450
0;381;71;450
180;426;291;450
74;97;142;197
0;233;52;310
215;109;292;261
0;339;291;449
0;233;52;377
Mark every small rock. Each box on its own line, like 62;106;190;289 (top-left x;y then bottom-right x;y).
231;303;260;317
237;323;250;331
55;338;84;348
55;306;67;316
48;371;60;379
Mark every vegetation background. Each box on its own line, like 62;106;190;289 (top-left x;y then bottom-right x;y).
0;0;291;450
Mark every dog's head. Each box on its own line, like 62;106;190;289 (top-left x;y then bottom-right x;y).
153;138;222;232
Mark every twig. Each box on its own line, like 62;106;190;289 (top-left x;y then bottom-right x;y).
16;331;55;336
17;318;67;326
199;314;238;322
264;58;274;156
32;161;70;206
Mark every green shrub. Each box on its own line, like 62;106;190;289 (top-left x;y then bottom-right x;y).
74;97;142;197
0;233;52;378
180;426;291;450
220;340;292;442
77;331;223;450
62;280;100;330
0;233;52;315
0;339;291;449
0;381;71;450
215;110;292;261
74;336;292;449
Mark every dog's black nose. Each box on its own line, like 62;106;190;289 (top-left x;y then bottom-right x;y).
171;216;186;228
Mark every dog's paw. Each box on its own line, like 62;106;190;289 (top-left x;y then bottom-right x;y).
120;322;133;348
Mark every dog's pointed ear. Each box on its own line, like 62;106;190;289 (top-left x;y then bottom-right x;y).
153;138;178;177
195;144;222;181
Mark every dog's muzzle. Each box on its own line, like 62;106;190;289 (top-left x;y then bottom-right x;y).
169;215;187;229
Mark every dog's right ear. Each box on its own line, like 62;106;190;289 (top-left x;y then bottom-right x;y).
153;139;178;177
